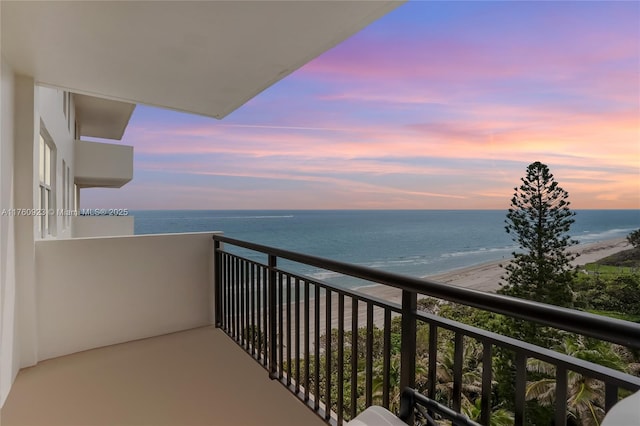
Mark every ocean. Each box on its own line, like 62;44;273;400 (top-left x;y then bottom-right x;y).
132;210;639;285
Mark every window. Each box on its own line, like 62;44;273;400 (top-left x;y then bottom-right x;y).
62;159;66;213
62;160;71;229
66;165;71;227
62;91;71;132
67;93;72;131
39;133;55;238
74;184;79;211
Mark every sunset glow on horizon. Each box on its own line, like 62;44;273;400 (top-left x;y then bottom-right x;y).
83;1;640;210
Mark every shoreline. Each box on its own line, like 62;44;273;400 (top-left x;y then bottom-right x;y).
354;237;631;301
285;237;632;348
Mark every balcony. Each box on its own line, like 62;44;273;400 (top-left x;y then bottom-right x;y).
0;326;325;426
2;234;639;425
72;214;134;237
212;235;640;425
74;140;133;188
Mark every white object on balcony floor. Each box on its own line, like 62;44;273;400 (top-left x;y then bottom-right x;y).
602;390;640;426
345;406;408;426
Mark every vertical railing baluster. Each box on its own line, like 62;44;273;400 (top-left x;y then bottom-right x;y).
221;253;227;330
240;260;245;346
214;240;222;328
255;264;261;359
515;351;527;426
225;254;231;331
481;339;492;426
239;259;244;343
325;289;332;420
304;280;311;402
350;298;359;420
366;303;374;407
244;261;250;350
227;256;235;340
262;265;268;367
233;257;238;339
250;263;256;356
555;365;568;426
382;309;392;409
286;275;292;386
278;272;284;379
337;293;345;425
452;333;464;413
268;255;277;379
400;290;417;395
428;323;437;418
314;284;321;412
605;383;618;414
230;255;234;334
233;257;242;346
295;278;301;394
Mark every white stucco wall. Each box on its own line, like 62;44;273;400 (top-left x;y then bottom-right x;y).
72;215;134;237
0;57;18;409
35;232;216;361
13;75;39;372
74;139;133;188
0;77;83;410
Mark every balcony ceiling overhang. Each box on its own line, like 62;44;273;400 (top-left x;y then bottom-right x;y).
73;94;135;140
1;0;405;119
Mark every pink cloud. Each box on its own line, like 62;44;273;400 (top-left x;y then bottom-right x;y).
105;3;638;210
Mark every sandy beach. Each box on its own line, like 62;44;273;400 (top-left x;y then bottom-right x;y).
278;237;632;350
352;237;631;302
424;237;630;292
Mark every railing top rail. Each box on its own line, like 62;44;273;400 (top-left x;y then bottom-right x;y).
213;234;640;349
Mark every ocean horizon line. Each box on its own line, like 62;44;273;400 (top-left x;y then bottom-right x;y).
125;208;639;212
130;209;638;289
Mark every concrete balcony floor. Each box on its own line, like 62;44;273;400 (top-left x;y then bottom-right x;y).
1;326;326;426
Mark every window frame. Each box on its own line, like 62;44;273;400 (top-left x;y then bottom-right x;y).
38;131;56;238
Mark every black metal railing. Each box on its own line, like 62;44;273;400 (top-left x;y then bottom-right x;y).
213;235;640;426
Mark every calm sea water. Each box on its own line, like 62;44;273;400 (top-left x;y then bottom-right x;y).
132;210;639;284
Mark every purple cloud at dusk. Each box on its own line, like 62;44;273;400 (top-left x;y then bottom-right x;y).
82;1;639;210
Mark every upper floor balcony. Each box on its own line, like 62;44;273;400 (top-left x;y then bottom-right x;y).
2;233;639;425
74;139;133;188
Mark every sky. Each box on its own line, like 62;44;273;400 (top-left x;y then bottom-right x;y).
83;1;640;210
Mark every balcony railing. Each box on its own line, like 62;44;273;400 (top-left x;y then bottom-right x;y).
212;235;640;426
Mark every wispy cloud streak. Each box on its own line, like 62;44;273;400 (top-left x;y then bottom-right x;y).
82;1;639;210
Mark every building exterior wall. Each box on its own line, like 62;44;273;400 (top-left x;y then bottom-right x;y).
38;86;76;239
0;71;208;407
0;56;18;409
34;233;215;361
0;69;83;408
13;74;39;375
1;70;138;410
